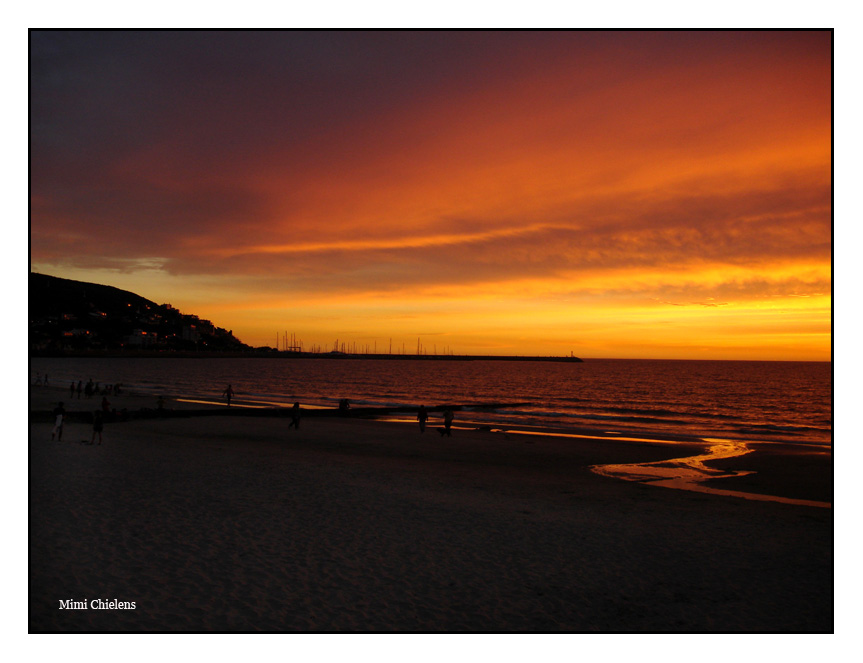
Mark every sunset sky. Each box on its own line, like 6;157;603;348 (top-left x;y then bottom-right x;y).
29;30;832;360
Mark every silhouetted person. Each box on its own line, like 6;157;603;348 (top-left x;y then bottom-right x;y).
51;402;65;441
289;402;301;429
70;382;76;399
339;398;351;415
417;405;428;433
85;380;94;399
91;411;103;445
440;408;454;437
223;384;234;407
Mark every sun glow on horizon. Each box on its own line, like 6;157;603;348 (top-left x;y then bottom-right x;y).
30;30;831;361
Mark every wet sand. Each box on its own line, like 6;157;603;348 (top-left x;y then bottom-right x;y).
28;386;832;632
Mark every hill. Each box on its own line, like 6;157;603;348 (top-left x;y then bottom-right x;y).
29;273;250;354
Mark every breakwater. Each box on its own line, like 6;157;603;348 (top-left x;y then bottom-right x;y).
32;350;584;362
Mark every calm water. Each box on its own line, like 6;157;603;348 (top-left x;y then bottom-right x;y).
31;357;832;447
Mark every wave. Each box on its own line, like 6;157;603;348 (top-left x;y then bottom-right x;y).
494;408;693;427
553;403;741;423
733;423;831;437
32;356;832;446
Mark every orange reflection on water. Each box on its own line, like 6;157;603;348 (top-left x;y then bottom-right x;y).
176;398;332;410
593;439;753;482
175;398;267;409
591;439;831;508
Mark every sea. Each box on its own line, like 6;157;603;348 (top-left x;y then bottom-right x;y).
30;357;832;448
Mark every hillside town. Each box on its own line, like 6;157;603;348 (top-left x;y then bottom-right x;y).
30;273;249;354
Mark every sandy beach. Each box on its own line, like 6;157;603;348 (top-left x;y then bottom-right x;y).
28;385;832;632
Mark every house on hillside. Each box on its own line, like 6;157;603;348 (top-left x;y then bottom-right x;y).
125;329;157;347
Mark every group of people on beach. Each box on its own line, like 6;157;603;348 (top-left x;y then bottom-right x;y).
49;377;455;446
65;379;123;401
222;384;303;429
50;401;104;445
219;385;452;436
417;405;454;436
42;375;126;446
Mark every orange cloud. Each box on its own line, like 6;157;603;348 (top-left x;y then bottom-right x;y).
30;30;831;359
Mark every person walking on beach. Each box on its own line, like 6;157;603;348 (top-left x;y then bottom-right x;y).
223;384;234;407
70;382;76;399
51;402;65;441
440;408;454;437
91;410;103;445
417;405;428;433
288;402;301;429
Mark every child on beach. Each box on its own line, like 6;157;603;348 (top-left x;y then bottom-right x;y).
288;402;301;429
91;411;103;445
51;402;65;441
417;405;428;433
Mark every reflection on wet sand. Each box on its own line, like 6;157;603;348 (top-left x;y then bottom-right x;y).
592;439;831;508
